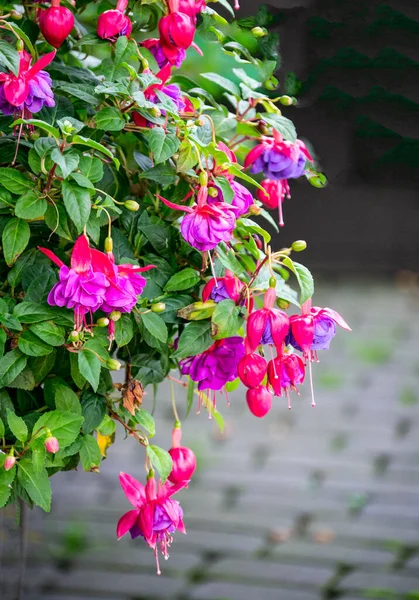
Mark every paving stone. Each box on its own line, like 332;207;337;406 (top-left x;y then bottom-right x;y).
189;581;318;600
339;570;419;594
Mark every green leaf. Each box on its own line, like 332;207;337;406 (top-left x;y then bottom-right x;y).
227;163;267;193
0;416;4;437
0;313;22;331
81;392;106;433
69;352;86;389
51;148;80;179
282;258;314;304
135;409;155;436
2;218;30;266
62;181;91;233
146;445;173;483
215;176;234;204
31;444;46;476
72;135;120;169
32;410;84;449
131;352;169;387
13;302;54;324
237;217;271;244
79;156;104;183
78;350;101;392
29;321;65;346
7;366;35;391
17;459;51;512
0;349;27;387
14;191;47;220
12;119;60;139
98;415;116;436
18;330;53;357
6;408;28;442
0;168;33;195
28;351;57;385
58;83;99;105
176;140;199;173
211;300;243;339
216;243;246;277
0;40;20;76
25;271;57;304
114;315;134;347
0;464;16;508
95;107;126;131
164;268;200;292
79;434;101;471
259;113;297;143
139;164;177;185
148;127;180;164
44;203;73;240
200;73;240;97
45;378;81;415
138;312;168;346
0;329;5;358
172;321;213;359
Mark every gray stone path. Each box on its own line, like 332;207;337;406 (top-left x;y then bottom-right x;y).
2;280;419;599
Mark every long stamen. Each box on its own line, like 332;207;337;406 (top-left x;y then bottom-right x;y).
308;360;316;407
278;196;284;227
269;346;278;379
286;387;291;410
155;547;161;576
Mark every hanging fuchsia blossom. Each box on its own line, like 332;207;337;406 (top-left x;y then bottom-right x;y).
257;179;290;227
117;472;186;574
208;180;254;217
97;0;132;40
238;352;267;388
180;337;244;391
244;131;312;180
132;65;185;127
0;50;55;116
168;427;196;485
267;353;305;408
39;0;74;49
142;38;186;69
158;0;196;61
178;0;206;23
246;386;272;418
246;287;289;352
39;236;109;330
202;271;245;304
158;187;237;252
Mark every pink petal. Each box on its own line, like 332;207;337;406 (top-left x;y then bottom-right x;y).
321;307;351;331
139;503;154;542
246;309;268;352
71;235;91;275
119;472;146;508
116;509;139;539
269;309;290;348
177;515;186;534
244;144;265;169
38;246;64;268
159;480;188;498
160;498;181;527
27;50;56;78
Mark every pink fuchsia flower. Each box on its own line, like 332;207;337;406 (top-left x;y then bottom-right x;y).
238;352;267;388
4;455;16;471
44;435;59;453
0;50;55;116
246;287;289;352
168;426;196;485
246;385;272;418
39;0;74;49
117;472;186;574
267;353;305;409
141;38;186;69
178;0;206;23
158;187;237;252
180;336;245;391
158;0;196;58
208;180;254;217
39;235;109;330
244;131;313;181
256;179;290;227
202;271;244;304
97;0;132;41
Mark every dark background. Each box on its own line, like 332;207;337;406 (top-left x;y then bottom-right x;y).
240;0;419;274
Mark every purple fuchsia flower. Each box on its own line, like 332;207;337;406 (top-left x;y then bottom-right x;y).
267;352;305;409
132;65;185;127
0;50;55;116
180;336;245;391
208;180;254;217
142;38;186;69
202;271;245;303
39;235;109;330
244;130;313;181
246;287;290;352
158;187;237;252
256;179;291;227
97;0;132;41
117;472;187;575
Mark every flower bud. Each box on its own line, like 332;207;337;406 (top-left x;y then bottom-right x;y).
39;5;75;49
208;187;219;198
269;276;277;289
106;358;121;370
151;302;166;313
4;455;16;471
246;386;272;418
104;236;113;253
258;121;270;135
251;26;267;37
124;200;139;212
168;426;196;484
199;171;208;187
150;106;161;118
158;12;196;50
291;240;307;252
248;204;261;215
16;39;24;52
264;77;278;91
276;298;290;310
97;9;132;40
96;317;110;327
69;330;79;342
109;311;121;322
279;95;294;106
44;436;59;454
11;10;23;20
238;353;267;388
308;174;327;188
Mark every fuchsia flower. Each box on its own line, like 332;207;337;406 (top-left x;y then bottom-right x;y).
132;65;185;127
158;187;237;252
208;180;254;217
117;472;186;574
168;426;196;485
39;0;74;49
246;287;289;352
158;0;196;66
238;352;267;388
97;0;132;41
202;271;245;304
257;179;290;227
178;0;206;23
267;353;305;409
244;131;312;181
142;38;186;69
246;386;272;418
0;50;55;116
180;336;244;391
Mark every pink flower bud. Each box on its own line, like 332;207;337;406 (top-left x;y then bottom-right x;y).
4;455;16;471
39;5;75;49
97;9;132;40
246;386;272;418
159;12;195;50
238;353;267;388
168;446;196;484
45;436;59;453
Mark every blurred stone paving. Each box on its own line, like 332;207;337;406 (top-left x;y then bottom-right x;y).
3;279;419;600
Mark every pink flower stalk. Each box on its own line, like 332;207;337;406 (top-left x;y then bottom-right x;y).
4;455;16;471
39;0;74;49
168;427;197;485
44;436;59;453
39;235;109;330
246;385;272;418
97;0;132;41
267;353;305;409
158;187;237;252
256;179;290;227
0;50;55;116
244;131;312;180
246;287;289;352
117;472;187;574
238;352;267;388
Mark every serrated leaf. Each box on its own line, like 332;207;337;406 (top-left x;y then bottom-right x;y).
148;127;180;164
0;40;20;76
15;191;47;220
2;218;30;266
176;140;199;173
282;257;314;304
45;378;81;415
95;107;126;131
25;270;57;304
172;321;212;359
7;366;35;390
185;376;195;419
201;72;240;97
0;349;27;387
62;181;91;233
32;410;84;449
211;300;243;339
216;243;246;277
18;330;53;357
164;268;200;292
0;464;15;508
81;392;106;433
138;311;168;347
146;445;173;483
13;302;54;323
31;444;46;475
79;434;101;471
78;350;101;392
6;408;28;442
114;314;134;347
139;164;177;185
18;459;51;512
0;168;33;195
72;135;120;169
259;113;297;143
12;118;60;139
135;409;155;436
29;321;65;346
51;148;80;179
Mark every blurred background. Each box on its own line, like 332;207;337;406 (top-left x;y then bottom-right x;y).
2;0;419;598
